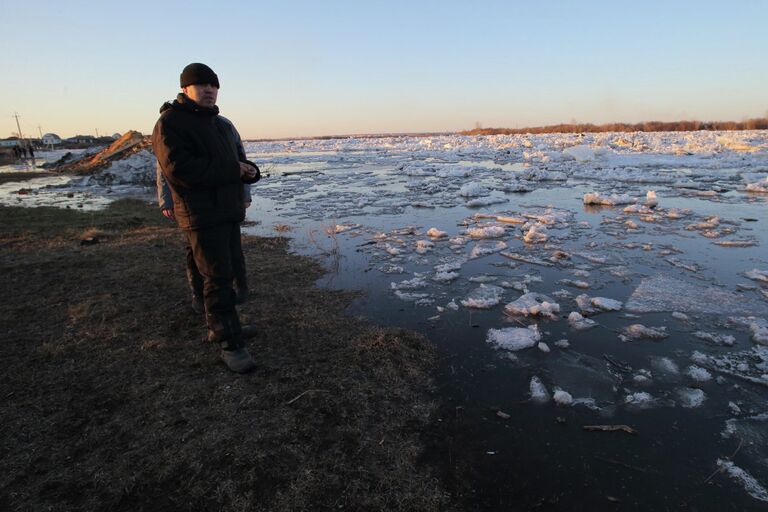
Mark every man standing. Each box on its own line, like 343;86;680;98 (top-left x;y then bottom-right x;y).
156;151;252;313
152;63;260;374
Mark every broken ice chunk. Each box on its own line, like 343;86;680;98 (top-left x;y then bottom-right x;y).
692;331;736;346
467;196;508;208
434;257;465;272
496;215;527;224
461;285;505;309
575;294;597;315
394;291;431;302
328;223;359;234
390;277;428;291
583;192;636;206
559;279;590;289
746;179;768;194
415;240;434;254
715;460;768;503
470;240;507;258
645;190;658;208
468;274;498;283
568;311;597;331
686;216;720;231
466;225;506;238
651;356;680;376
620;324;668;341
564;145;596;162
750;321;768;346
554;339;570;349
626;275;768;316
686;365;713;382
383;244;402;256
553;388;573;406
504;293;560;319
432;271;460;283
624;391;656;409
529;375;550;403
632;369;653;386
538;342;551;353
623;203;655;214
672;312;690;322
745;269;768;283
676;387;706;408
591;297;623;311
486;325;542;351
458;182;489;197
427;227;448;238
522;224;548;244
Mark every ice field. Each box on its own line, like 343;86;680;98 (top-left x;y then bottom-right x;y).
242;130;768;507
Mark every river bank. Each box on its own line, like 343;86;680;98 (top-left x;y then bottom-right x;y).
0;199;452;511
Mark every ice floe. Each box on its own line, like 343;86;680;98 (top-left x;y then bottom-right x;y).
620;324;669;341
716;460;768;502
487;325;542;351
553;388;573;406
583;192;636;206
504;293;560;319
529;376;551;403
461;285;505;309
676;387;706;408
568;312;596;330
626;275;768;316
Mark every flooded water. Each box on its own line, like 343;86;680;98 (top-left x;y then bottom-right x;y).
4;132;768;509
240;132;768;510
0;148;154;210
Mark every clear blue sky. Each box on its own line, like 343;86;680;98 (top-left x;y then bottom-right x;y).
2;0;766;139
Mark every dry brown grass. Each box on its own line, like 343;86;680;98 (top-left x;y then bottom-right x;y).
0;199;453;511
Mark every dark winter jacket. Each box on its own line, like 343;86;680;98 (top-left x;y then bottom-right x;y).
156;115;252;210
152;94;259;230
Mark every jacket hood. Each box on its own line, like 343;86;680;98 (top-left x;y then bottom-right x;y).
158;93;219;116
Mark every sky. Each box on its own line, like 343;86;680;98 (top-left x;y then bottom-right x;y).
1;0;767;139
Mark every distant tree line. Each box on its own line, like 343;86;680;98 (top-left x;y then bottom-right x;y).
461;118;768;136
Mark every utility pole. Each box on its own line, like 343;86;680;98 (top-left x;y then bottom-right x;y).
12;112;24;141
95;128;99;138
38;125;43;139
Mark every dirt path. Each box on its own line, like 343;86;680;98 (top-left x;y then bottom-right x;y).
0;199;451;511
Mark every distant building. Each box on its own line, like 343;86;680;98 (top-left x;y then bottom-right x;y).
112;133;122;139
0;137;20;147
65;135;97;145
42;133;62;145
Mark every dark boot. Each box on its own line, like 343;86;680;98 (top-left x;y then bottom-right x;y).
219;338;256;374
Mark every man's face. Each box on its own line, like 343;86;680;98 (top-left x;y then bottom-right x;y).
183;83;218;107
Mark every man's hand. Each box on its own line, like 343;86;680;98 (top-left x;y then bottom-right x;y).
239;162;259;180
161;208;175;221
239;162;261;182
245;201;252;209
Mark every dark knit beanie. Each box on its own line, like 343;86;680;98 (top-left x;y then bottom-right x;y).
180;63;220;89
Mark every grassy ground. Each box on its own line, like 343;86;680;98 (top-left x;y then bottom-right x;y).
0;199;452;511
